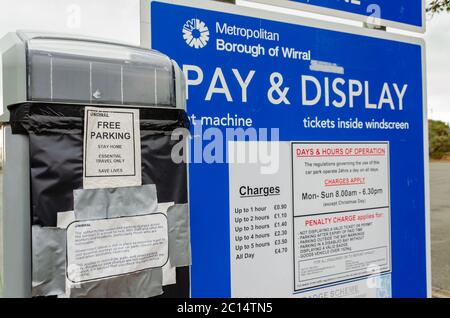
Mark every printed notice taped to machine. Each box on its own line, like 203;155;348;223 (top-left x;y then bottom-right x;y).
292;142;391;291
66;214;168;283
83;106;141;189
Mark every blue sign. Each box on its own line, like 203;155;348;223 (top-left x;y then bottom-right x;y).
147;0;429;297
251;0;424;32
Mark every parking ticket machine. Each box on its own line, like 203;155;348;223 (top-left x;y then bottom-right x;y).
0;31;190;298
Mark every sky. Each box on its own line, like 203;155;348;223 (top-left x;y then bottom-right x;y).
0;0;449;123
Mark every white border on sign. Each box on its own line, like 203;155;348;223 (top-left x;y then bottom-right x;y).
247;0;426;33
422;39;432;298
140;0;430;298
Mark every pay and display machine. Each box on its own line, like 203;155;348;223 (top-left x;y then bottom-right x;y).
0;31;190;298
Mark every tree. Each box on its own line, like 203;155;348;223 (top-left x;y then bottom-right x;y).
428;0;450;14
429;120;450;159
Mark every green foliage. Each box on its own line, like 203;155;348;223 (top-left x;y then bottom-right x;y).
428;0;450;14
429;120;450;159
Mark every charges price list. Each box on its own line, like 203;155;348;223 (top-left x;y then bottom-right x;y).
233;202;289;261
273;203;289;255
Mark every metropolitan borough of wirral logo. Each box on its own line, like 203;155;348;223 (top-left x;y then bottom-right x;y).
182;18;210;49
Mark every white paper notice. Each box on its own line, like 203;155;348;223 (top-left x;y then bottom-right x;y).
292;142;391;291
66;214;168;283
83;106;141;189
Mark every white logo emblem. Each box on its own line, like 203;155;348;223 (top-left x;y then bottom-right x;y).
182;18;209;49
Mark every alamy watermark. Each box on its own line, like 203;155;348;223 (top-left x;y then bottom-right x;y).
170;121;281;175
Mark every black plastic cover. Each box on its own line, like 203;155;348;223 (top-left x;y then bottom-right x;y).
9;102;190;298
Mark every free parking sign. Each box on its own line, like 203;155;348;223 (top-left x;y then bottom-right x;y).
142;0;430;297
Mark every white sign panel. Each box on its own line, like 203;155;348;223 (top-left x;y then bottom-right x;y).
66;213;168;283
83;106;141;189
228;141;391;297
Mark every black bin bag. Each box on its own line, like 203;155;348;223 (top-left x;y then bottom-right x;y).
9;102;190;298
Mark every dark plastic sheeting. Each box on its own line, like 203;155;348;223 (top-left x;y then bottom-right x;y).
9;102;190;298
